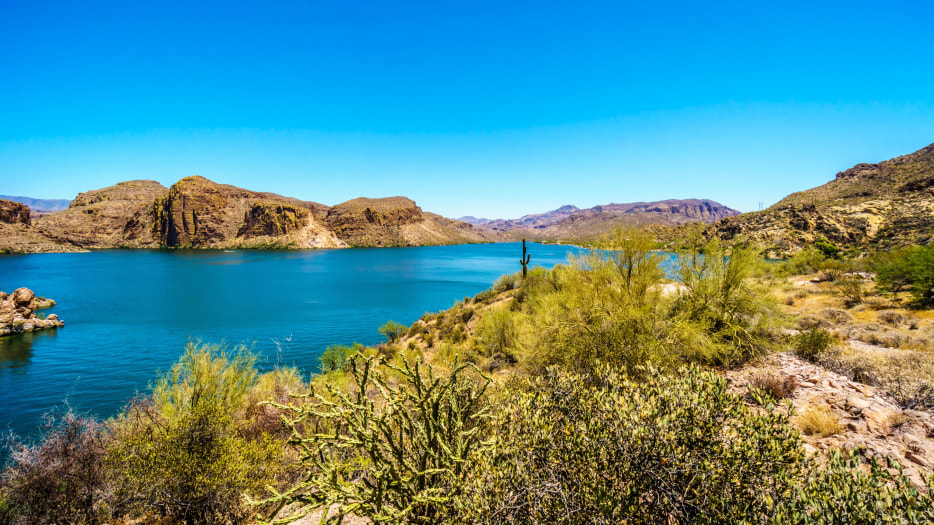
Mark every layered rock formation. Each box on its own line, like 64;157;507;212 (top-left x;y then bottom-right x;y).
0;287;64;337
705;142;934;254
150;176;343;249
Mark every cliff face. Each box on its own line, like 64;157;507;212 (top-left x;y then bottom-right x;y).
705;142;934;254
0;199;31;225
151;176;343;249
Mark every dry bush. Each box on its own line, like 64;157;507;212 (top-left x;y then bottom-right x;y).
796;315;830;330
747;373;798;402
862;296;892;310
877;310;908;326
819;345;934;410
819;308;854;325
797;405;842;438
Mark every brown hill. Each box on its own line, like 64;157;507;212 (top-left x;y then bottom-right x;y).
34;180;168;249
325;197;496;247
706;142;934;254
1;177;493;252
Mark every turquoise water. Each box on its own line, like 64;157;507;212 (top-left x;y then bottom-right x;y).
0;243;581;440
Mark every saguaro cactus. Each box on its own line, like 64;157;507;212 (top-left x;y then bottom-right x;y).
520;239;531;278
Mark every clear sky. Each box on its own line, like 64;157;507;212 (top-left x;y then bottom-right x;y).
2;0;933;218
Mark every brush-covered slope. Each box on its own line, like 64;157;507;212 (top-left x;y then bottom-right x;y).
34;180;169;249
710;142;934;253
325;197;495;247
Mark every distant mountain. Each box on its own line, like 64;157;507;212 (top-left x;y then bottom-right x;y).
0;195;71;216
705;142;934;254
1;177;496;253
464;199;739;241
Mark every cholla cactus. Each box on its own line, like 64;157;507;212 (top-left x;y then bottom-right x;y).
251;356;492;525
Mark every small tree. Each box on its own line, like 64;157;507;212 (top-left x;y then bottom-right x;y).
378;320;407;343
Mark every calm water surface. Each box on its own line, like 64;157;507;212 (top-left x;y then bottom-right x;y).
0;243;581;439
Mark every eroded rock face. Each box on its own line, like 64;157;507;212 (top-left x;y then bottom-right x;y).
0;199;31;225
151;176;344;249
0;287;63;337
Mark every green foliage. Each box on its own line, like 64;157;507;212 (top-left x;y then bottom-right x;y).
107;342;283;524
873;245;934;306
770;452;934;524
814;238;842;260
254;356;493;525
792;327;836;362
674;240;780;366
476;306;516;361
781;247;826;275
378;320;407;343
319;343;362;373
455;364;806;524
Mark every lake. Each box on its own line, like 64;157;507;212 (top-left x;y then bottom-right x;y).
0;242;581;440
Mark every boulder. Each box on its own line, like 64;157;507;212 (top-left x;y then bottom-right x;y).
12;287;35;307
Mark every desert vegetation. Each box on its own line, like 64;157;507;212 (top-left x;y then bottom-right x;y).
3;228;934;524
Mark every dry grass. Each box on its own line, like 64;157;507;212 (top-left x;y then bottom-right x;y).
796;405;842;438
819;345;934;410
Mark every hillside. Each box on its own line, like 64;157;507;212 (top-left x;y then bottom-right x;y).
464;199;739;242
0;177;494;252
706;142;934;254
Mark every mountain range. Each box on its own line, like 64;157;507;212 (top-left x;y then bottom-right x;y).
460;199;739;241
2;140;932;254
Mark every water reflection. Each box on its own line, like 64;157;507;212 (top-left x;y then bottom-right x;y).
0;330;52;373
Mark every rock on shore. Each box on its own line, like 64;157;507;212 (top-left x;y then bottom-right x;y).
0;287;64;337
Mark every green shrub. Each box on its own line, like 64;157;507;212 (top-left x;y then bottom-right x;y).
771;452;934;524
793;328;836;362
107;342;283;524
253;356;492;525
455;364;805;524
319;343;362;373
378;320;407;343
476;307;516;360
814;238;842;260
781;247;826;275
873;245;934;306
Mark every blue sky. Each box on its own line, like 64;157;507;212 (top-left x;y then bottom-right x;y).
2;1;933;218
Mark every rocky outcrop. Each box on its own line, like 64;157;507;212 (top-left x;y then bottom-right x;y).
704;142;934;255
151;176;343;249
0;287;64;337
0;199;31;225
324;197;495;247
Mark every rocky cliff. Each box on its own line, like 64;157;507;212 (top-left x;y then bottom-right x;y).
151;176;343;249
0;199;31;225
705;142;934;254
